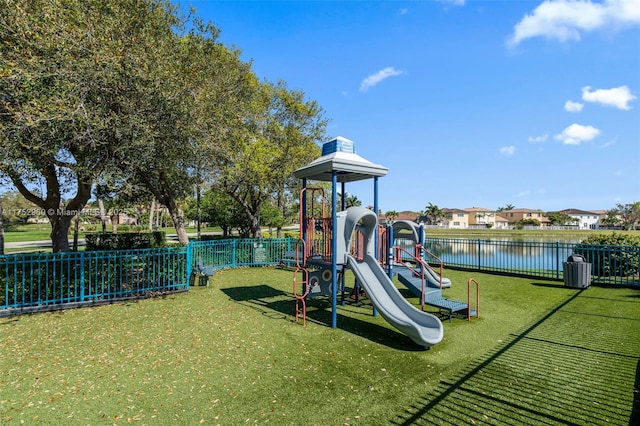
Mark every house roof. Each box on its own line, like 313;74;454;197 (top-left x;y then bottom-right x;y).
442;208;468;214
465;207;494;213
293;136;388;183
379;212;418;221
557;208;599;215
501;208;544;213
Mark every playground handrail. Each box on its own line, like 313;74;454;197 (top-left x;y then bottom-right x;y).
299;187;326;260
467;277;480;321
393;245;428;310
417;245;445;290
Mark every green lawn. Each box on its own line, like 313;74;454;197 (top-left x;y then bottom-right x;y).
2;224;225;243
0;267;638;425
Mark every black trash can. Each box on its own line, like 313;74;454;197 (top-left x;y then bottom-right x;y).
563;254;591;288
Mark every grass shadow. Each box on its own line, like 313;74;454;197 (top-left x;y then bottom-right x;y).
390;288;639;425
632;359;640;426
221;284;427;351
531;282;575;289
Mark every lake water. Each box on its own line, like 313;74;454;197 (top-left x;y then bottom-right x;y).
406;237;583;273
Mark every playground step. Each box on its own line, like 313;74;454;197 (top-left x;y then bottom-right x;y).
425;296;469;322
396;269;442;298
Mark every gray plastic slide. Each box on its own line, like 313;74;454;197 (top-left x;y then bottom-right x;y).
391;220;451;288
347;253;443;348
421;261;452;289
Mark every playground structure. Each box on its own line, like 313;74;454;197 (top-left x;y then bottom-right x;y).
291;137;479;348
383;220;479;322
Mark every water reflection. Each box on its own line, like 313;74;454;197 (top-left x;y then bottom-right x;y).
416;237;581;271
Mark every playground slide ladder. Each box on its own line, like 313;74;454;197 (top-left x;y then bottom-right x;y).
292;240;309;325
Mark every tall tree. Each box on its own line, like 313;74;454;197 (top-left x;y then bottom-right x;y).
601;208;622;228
385;210;398;224
184;188;251;237
0;195;4;255
0;0;184;251
121;22;258;244
616;202;640;231
424;203;445;225
212;81;327;237
547;212;579;226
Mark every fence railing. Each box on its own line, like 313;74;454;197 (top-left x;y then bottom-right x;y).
0;246;189;316
0;238;296;317
3;237;637;317
423;237;639;286
190;238;294;270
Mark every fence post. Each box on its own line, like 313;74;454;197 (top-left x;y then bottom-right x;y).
232;239;237;268
186;242;193;288
80;251;85;302
477;239;481;270
556;241;560;279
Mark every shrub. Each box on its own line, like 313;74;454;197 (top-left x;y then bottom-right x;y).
284;231;300;239
85;232;166;250
198;234;238;241
574;233;640;277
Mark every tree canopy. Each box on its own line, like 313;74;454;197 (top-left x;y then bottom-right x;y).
1;0;327;250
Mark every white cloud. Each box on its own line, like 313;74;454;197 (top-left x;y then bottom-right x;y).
399;8;408;15
499;145;516;156
518;188;547;197
438;0;466;6
555;123;601;145
581;85;637;110
599;139;617;149
528;134;548;143
359;67;404;92
564;100;584;112
507;0;640;46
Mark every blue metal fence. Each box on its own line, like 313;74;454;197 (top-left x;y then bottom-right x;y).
2;237;637;317
423;237;640;286
1;246;189;316
190;238;294;271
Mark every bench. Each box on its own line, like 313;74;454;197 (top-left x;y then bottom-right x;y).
193;257;214;286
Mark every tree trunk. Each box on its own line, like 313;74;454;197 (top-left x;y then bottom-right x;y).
72;213;80;251
250;213;261;238
165;198;189;244
8;165;92;252
276;188;284;238
98;198;108;233
148;199;155;232
48;211;73;253
111;214;119;234
0;198;4;255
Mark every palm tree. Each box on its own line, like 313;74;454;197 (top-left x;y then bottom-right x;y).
496;204;515;213
424;203;445;225
385;210;398;224
345;193;361;208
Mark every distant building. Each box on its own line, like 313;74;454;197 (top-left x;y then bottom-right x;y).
442;208;469;229
500;208;549;227
379;212;419;226
556;208;601;229
465;207;496;228
494;215;510;229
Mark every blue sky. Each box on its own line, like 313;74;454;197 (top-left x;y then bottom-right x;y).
187;0;639;213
